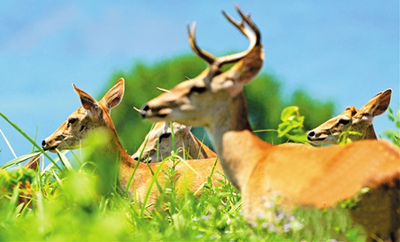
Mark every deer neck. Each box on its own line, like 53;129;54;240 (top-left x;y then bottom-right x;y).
88;125;144;194
206;92;272;192
361;125;377;140
90;126;131;163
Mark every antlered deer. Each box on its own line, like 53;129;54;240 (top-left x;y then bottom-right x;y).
42;79;223;210
307;89;392;144
132;121;216;163
138;5;400;242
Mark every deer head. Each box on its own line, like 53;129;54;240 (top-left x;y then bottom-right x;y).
132;121;192;162
138;5;263;129
307;89;392;144
42;79;124;152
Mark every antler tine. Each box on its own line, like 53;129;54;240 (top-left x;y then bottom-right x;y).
187;22;216;65
156;87;170;93
215;5;261;66
222;10;246;36
133;106;142;113
235;4;261;45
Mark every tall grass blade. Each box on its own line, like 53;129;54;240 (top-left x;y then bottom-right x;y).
42;150;69;174
56;149;73;171
140;158;169;217
0;151;42;169
0;128;17;158
0;112;62;170
32;125;39;152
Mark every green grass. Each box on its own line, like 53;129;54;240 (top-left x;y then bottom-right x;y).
0;111;378;241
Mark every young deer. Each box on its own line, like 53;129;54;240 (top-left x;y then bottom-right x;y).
139;6;400;242
41;79;223;209
132;121;216;163
307;89;392;144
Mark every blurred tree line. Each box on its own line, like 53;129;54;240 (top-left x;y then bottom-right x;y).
99;54;335;154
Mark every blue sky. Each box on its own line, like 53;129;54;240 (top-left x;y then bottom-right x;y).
0;1;398;165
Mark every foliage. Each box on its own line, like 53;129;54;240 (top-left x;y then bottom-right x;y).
277;106;308;143
337;127;362;145
383;106;400;147
0;154;364;241
287;89;335;138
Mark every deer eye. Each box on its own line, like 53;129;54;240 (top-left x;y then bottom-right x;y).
67;118;77;125
159;133;171;140
338;119;350;125
189;86;207;95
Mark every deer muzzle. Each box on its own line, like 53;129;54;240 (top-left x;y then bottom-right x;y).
139;103;170;120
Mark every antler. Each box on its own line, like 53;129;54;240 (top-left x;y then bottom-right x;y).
187;5;261;68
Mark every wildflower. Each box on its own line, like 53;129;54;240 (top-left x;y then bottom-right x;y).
268;224;277;232
277;212;285;221
283;223;291;232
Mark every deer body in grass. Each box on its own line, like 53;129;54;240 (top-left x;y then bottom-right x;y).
307;89;392;144
308;89;399;241
132;121;216;163
41;79;223;209
139;6;400;242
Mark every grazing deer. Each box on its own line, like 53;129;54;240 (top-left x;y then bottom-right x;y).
138;6;400;242
41;79;223;210
307;89;392;144
132;121;216;163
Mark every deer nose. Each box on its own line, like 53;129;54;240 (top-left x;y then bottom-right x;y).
42;140;47;149
307;131;315;141
139;103;150;118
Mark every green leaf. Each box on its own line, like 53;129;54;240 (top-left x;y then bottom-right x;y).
280;106;299;122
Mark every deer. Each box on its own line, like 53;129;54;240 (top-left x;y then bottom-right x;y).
307;89;398;240
132;121;216;163
41;78;223;210
307;89;392;144
0;154;40;207
138;5;400;242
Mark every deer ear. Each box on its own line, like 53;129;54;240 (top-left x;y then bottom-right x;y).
360;89;392;117
100;78;125;111
234;46;264;85
73;84;101;117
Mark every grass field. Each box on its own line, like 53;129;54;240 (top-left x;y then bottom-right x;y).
0;107;398;241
